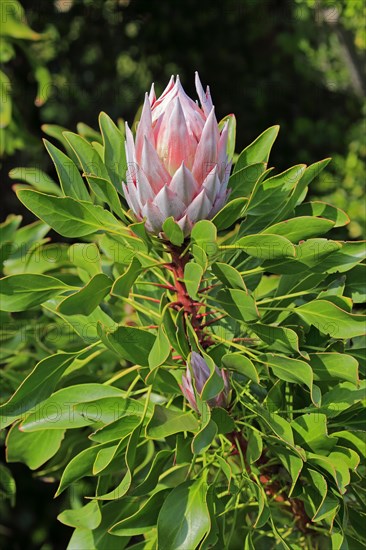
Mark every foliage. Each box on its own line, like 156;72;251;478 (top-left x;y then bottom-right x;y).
0;0;54;156
1;113;365;549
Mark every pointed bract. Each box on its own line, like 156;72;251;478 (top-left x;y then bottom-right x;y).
181;352;230;412
122;74;235;234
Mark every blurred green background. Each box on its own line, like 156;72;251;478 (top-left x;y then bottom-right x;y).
0;0;365;548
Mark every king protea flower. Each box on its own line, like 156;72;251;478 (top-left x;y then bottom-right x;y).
123;73;235;235
180;352;230;412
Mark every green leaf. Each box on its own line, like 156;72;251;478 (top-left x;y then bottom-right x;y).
345;264;366;303
303;468;328;520
0;352;77;429
110;490;169;536
162;217;184;246
68;243;102;278
243;402;295;447
99;112;126;190
222;353;259;384
246;430;263;463
58;501;101;530
63;131;110;181
249;323;301;355
57;273;112;315
217;289;259;323
56;443;110;496
98;324;155;366
6;424;65;469
111;257;142;298
9;165;62;196
307;452;350;494
234;126;279;172
263;353;318;406
295;300;366;339
331;431;366;459
157;480;210;550
90;416;141;444
93;444;120;474
212;197;247;230
132;449;173;496
148;326;171;369
296;201;350;228
308;353;359;385
218;114;236;160
200;354;224;401
262;216;335;243
16;189;128;238
274;446;303;493
321;381;366;418
146;405;199;438
45;298;115;343
211;262;246;290
95;424;141;500
319;241;366;274
19;384;126;431
191;419;217;455
234;234;296;260
262;238;342;275
43;140;90;200
210;407;235;434
0;273;68;312
291;414;337;454
191;220;217;255
244;165;306;219
41;124;79;163
184;261;203;300
229;163;266;200
85;174;128;222
288;158;331;212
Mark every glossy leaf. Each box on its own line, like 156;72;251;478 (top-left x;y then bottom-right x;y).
43;139;90;201
58;501;101;530
16;189;127;238
157;480;210;550
295;300;366;339
146;405;199;438
6;424;65;469
98;324;155;366
217;289;259;323
222;353;259;384
234;234;296;259
57;273;112;315
0;273;68;312
234;126;279;172
111;257;142;298
162;217;184;246
184;261;203;300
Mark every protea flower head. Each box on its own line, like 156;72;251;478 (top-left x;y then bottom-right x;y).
180;351;230;412
123;73;236;235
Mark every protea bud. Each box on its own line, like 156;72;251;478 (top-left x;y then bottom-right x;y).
180;352;230;412
123;73;236;235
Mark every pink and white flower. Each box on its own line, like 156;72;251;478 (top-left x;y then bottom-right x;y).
123;73;235;235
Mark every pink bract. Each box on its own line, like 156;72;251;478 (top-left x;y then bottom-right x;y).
123;73;235;235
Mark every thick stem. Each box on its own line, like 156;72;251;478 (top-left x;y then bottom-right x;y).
167;244;213;348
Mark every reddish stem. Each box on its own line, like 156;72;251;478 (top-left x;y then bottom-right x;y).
167;244;209;347
201;314;227;328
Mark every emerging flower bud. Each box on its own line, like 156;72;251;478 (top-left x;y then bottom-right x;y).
123;73;236;235
180;352;230;412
